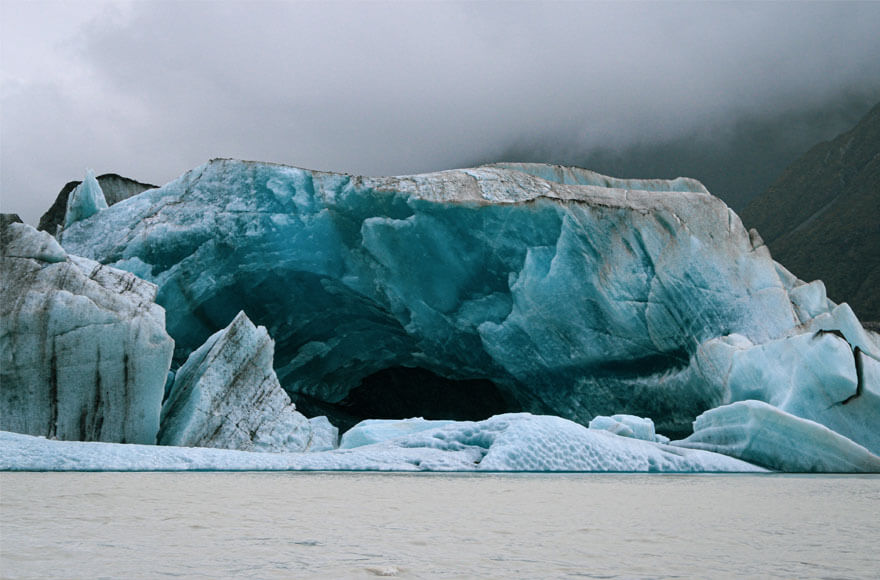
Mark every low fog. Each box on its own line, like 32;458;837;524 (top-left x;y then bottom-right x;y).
2;1;879;223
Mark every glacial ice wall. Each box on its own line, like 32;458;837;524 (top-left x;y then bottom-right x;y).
57;159;864;437
0;216;173;444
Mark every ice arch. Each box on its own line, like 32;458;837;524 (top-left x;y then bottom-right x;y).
60;159;808;436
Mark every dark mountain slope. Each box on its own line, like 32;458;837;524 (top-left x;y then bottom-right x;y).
742;101;880;321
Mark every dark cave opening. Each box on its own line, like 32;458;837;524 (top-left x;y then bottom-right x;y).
291;366;520;433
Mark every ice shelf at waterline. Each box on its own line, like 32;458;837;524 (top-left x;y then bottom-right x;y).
675;400;880;473
0;413;765;472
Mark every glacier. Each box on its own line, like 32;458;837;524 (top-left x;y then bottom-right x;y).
39;172;157;235
58;158;819;437
0;215;174;444
2;158;878;472
0;413;764;472
159;311;338;452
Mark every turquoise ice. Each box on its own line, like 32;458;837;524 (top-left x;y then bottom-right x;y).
59;159;814;436
64;169;108;227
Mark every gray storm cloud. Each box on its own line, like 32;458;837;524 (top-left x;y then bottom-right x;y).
2;1;879;224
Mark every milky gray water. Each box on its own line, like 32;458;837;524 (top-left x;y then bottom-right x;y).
1;473;877;579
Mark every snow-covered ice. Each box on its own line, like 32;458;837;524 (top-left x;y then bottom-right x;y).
588;414;669;443
339;418;454;449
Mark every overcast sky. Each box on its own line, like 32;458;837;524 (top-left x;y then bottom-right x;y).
2;1;879;225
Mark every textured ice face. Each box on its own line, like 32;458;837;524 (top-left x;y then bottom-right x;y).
674;400;880;473
159;311;337;452
58;159;811;434
588;414;668;443
0;219;173;444
0;413;765;472
340;418;455;449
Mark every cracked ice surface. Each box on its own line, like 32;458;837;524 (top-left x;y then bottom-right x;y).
59;159;808;435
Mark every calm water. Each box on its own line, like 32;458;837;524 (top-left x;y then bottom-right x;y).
1;472;878;579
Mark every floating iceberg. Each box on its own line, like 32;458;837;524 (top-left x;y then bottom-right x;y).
159;311;337;452
59;159;817;436
0;413;764;472
674;400;880;473
0;216;173;444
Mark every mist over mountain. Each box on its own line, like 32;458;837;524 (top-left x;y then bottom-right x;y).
3;2;880;225
742;100;880;322
482;92;877;211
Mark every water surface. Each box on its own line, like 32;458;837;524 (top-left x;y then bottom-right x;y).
1;472;877;579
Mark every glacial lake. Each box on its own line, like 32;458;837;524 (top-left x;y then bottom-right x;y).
1;472;878;579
